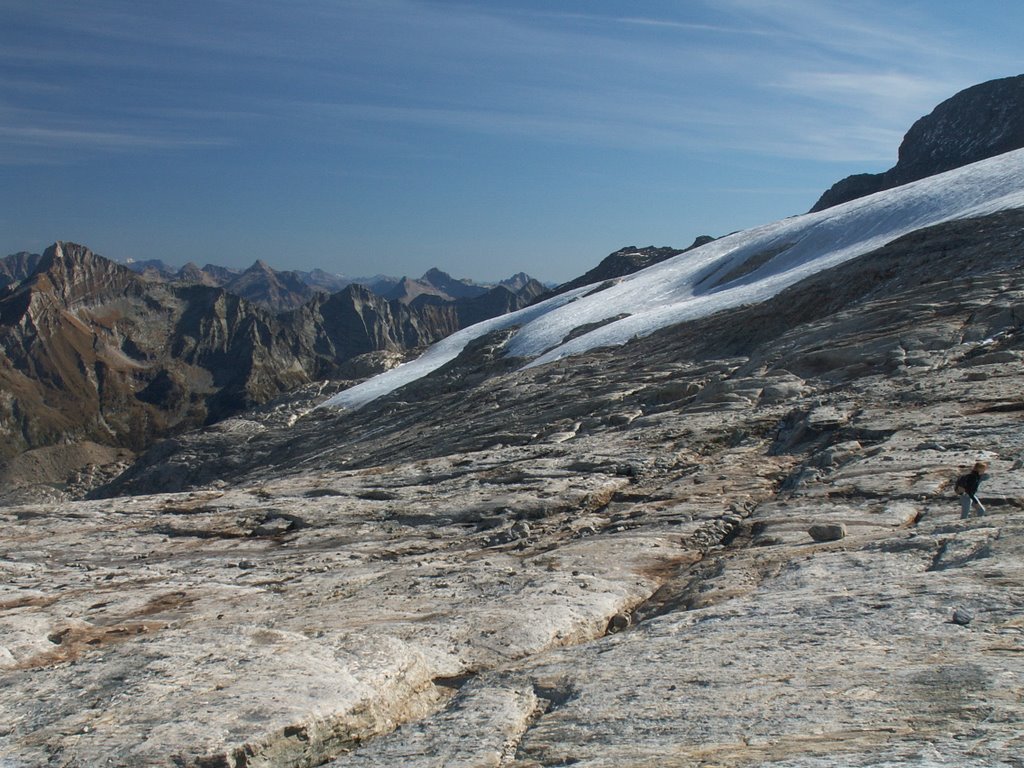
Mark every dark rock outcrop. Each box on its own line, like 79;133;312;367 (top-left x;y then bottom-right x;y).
545;238;714;299
811;74;1024;211
453;279;546;328
284;284;459;377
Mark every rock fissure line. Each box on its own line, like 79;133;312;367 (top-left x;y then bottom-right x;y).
497;680;578;766
289;488;762;765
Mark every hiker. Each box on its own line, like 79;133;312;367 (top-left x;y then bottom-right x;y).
955;461;989;518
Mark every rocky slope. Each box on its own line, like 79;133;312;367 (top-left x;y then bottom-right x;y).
218;260;321;311
3;204;1023;766
95;206;1024;496
0;243;308;463
811;74;1024;211
0;245;547;500
0;251;42;291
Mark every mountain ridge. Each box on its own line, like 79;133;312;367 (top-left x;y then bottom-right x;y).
811;73;1024;211
0;247;550;346
87;253;550;313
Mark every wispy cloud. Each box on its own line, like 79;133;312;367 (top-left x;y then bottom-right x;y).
0;125;227;151
0;0;1014;168
430;2;992;160
503;9;761;37
712;0;944;55
249;1;977;164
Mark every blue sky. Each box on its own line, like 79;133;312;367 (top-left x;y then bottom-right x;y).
1;1;1021;283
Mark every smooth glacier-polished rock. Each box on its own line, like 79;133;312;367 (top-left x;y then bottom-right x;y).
3;213;1024;766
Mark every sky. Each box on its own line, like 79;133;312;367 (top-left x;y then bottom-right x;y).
1;1;1022;284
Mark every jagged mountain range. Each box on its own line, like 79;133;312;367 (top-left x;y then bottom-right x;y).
0;245;545;473
116;256;544;312
4;251;544;315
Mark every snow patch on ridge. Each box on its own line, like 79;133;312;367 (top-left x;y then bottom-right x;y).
322;148;1024;411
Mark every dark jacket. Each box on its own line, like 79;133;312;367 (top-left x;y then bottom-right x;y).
957;471;982;496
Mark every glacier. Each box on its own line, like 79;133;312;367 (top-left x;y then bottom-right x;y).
322;147;1024;411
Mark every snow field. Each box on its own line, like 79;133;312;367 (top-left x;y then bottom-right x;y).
322;148;1024;411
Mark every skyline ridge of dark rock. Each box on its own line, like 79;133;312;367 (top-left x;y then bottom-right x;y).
811;73;1024;211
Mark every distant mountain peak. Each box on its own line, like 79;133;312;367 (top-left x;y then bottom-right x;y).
37;241;131;287
422;266;452;281
2;242;142;322
246;259;276;273
415;268;489;301
42;240;91;266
